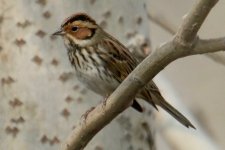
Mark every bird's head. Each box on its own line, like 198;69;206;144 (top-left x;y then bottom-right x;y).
53;13;102;48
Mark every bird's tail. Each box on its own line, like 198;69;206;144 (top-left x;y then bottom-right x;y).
157;98;196;129
139;81;195;129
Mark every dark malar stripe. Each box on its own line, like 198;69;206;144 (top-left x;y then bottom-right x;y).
79;49;88;62
89;55;98;66
68;51;77;70
70;56;77;70
73;52;81;69
86;47;92;54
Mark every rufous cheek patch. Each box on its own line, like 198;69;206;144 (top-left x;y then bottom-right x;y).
74;28;92;40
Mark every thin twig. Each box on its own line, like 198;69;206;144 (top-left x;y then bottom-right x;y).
193;37;225;54
175;0;218;44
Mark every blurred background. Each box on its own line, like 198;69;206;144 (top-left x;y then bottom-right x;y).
150;0;225;149
0;0;224;150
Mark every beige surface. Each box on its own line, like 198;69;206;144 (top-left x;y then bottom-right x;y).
0;0;159;150
150;0;225;148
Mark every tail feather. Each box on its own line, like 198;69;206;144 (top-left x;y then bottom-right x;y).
140;81;195;129
158;99;196;129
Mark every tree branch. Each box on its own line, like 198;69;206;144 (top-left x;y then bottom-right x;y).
193;37;225;54
62;0;221;149
146;1;225;66
175;0;218;45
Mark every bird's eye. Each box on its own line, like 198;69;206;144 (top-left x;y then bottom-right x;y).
71;26;78;32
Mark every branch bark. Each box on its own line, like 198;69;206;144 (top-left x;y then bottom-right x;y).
62;0;223;149
194;37;225;54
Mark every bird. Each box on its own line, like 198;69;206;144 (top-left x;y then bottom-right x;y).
52;12;195;129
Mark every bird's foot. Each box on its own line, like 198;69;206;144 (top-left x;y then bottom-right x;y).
81;106;95;123
101;95;109;109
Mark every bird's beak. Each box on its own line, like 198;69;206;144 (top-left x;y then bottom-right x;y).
52;29;65;36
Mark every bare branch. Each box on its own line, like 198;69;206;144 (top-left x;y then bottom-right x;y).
62;0;221;149
175;0;218;45
146;1;225;66
193;37;225;54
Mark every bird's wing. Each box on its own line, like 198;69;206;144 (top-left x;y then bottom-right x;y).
97;38;138;82
96;37;158;109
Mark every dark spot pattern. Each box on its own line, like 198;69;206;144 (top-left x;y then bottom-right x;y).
14;39;26;47
65;96;73;103
10;116;25;124
50;58;59;66
9;98;23;108
1;76;15;85
16;20;31;28
43;11;51;19
58;72;73;83
5;126;19;137
61;108;70;118
32;55;43;65
36;30;46;38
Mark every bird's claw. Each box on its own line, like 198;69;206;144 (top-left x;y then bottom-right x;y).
81;106;95;123
101;95;109;109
